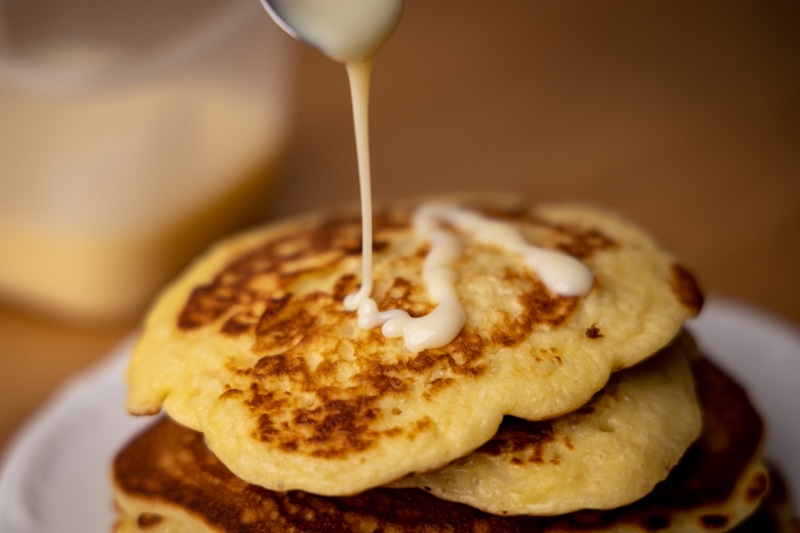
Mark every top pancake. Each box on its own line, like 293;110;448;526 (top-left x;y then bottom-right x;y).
126;194;703;495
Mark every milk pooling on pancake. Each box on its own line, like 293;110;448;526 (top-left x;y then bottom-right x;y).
266;0;593;351
347;203;594;351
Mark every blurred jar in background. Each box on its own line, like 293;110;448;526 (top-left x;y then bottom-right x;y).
0;0;293;322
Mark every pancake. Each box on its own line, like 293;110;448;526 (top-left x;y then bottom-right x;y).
734;467;800;533
388;331;702;516
112;355;774;532
126;194;703;495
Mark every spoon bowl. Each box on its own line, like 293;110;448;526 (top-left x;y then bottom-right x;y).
258;0;302;42
256;0;403;63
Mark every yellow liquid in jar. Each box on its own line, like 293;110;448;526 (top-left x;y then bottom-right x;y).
0;44;290;321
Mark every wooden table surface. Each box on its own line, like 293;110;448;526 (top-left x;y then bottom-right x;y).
1;1;798;461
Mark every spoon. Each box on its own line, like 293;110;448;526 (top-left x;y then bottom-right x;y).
257;0;403;63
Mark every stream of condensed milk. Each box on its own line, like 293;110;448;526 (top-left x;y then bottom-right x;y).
265;1;592;352
264;0;403;317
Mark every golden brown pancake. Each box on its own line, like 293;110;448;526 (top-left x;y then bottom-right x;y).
389;331;702;515
126;195;703;495
112;355;773;532
733;467;800;533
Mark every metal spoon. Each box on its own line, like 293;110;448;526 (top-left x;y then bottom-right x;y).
258;0;304;44
257;0;403;62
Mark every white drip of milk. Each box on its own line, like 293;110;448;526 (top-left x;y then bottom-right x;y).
346;203;593;352
425;204;595;298
345;204;468;352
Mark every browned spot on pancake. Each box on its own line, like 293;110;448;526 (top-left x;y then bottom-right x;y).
246;387;289;412
478;417;555;464
251;354;307;384
670;263;704;315
176;214;394;331
178;283;240;330
745;471;769;503
292;397;382;458
413;417;434;434
332;272;359;301
373;238;391;254
382;277;415;303
517;288;576;330
221;315;257;336
404;352;438;374
254;296;318;354
254;413;280;442
136;513;164;528
480;206;617;260
430;331;489;376
643;514;671;529
699;513;729;529
423;377;455;398
219;387;243;400
255;294;292;328
490;276;579;346
239;508;262;524
377;276;435;319
585;324;603;339
554;226;617;260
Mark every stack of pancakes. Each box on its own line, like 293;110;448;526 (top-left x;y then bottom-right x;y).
113;195;796;532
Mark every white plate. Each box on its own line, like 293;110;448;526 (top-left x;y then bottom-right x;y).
0;296;798;533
